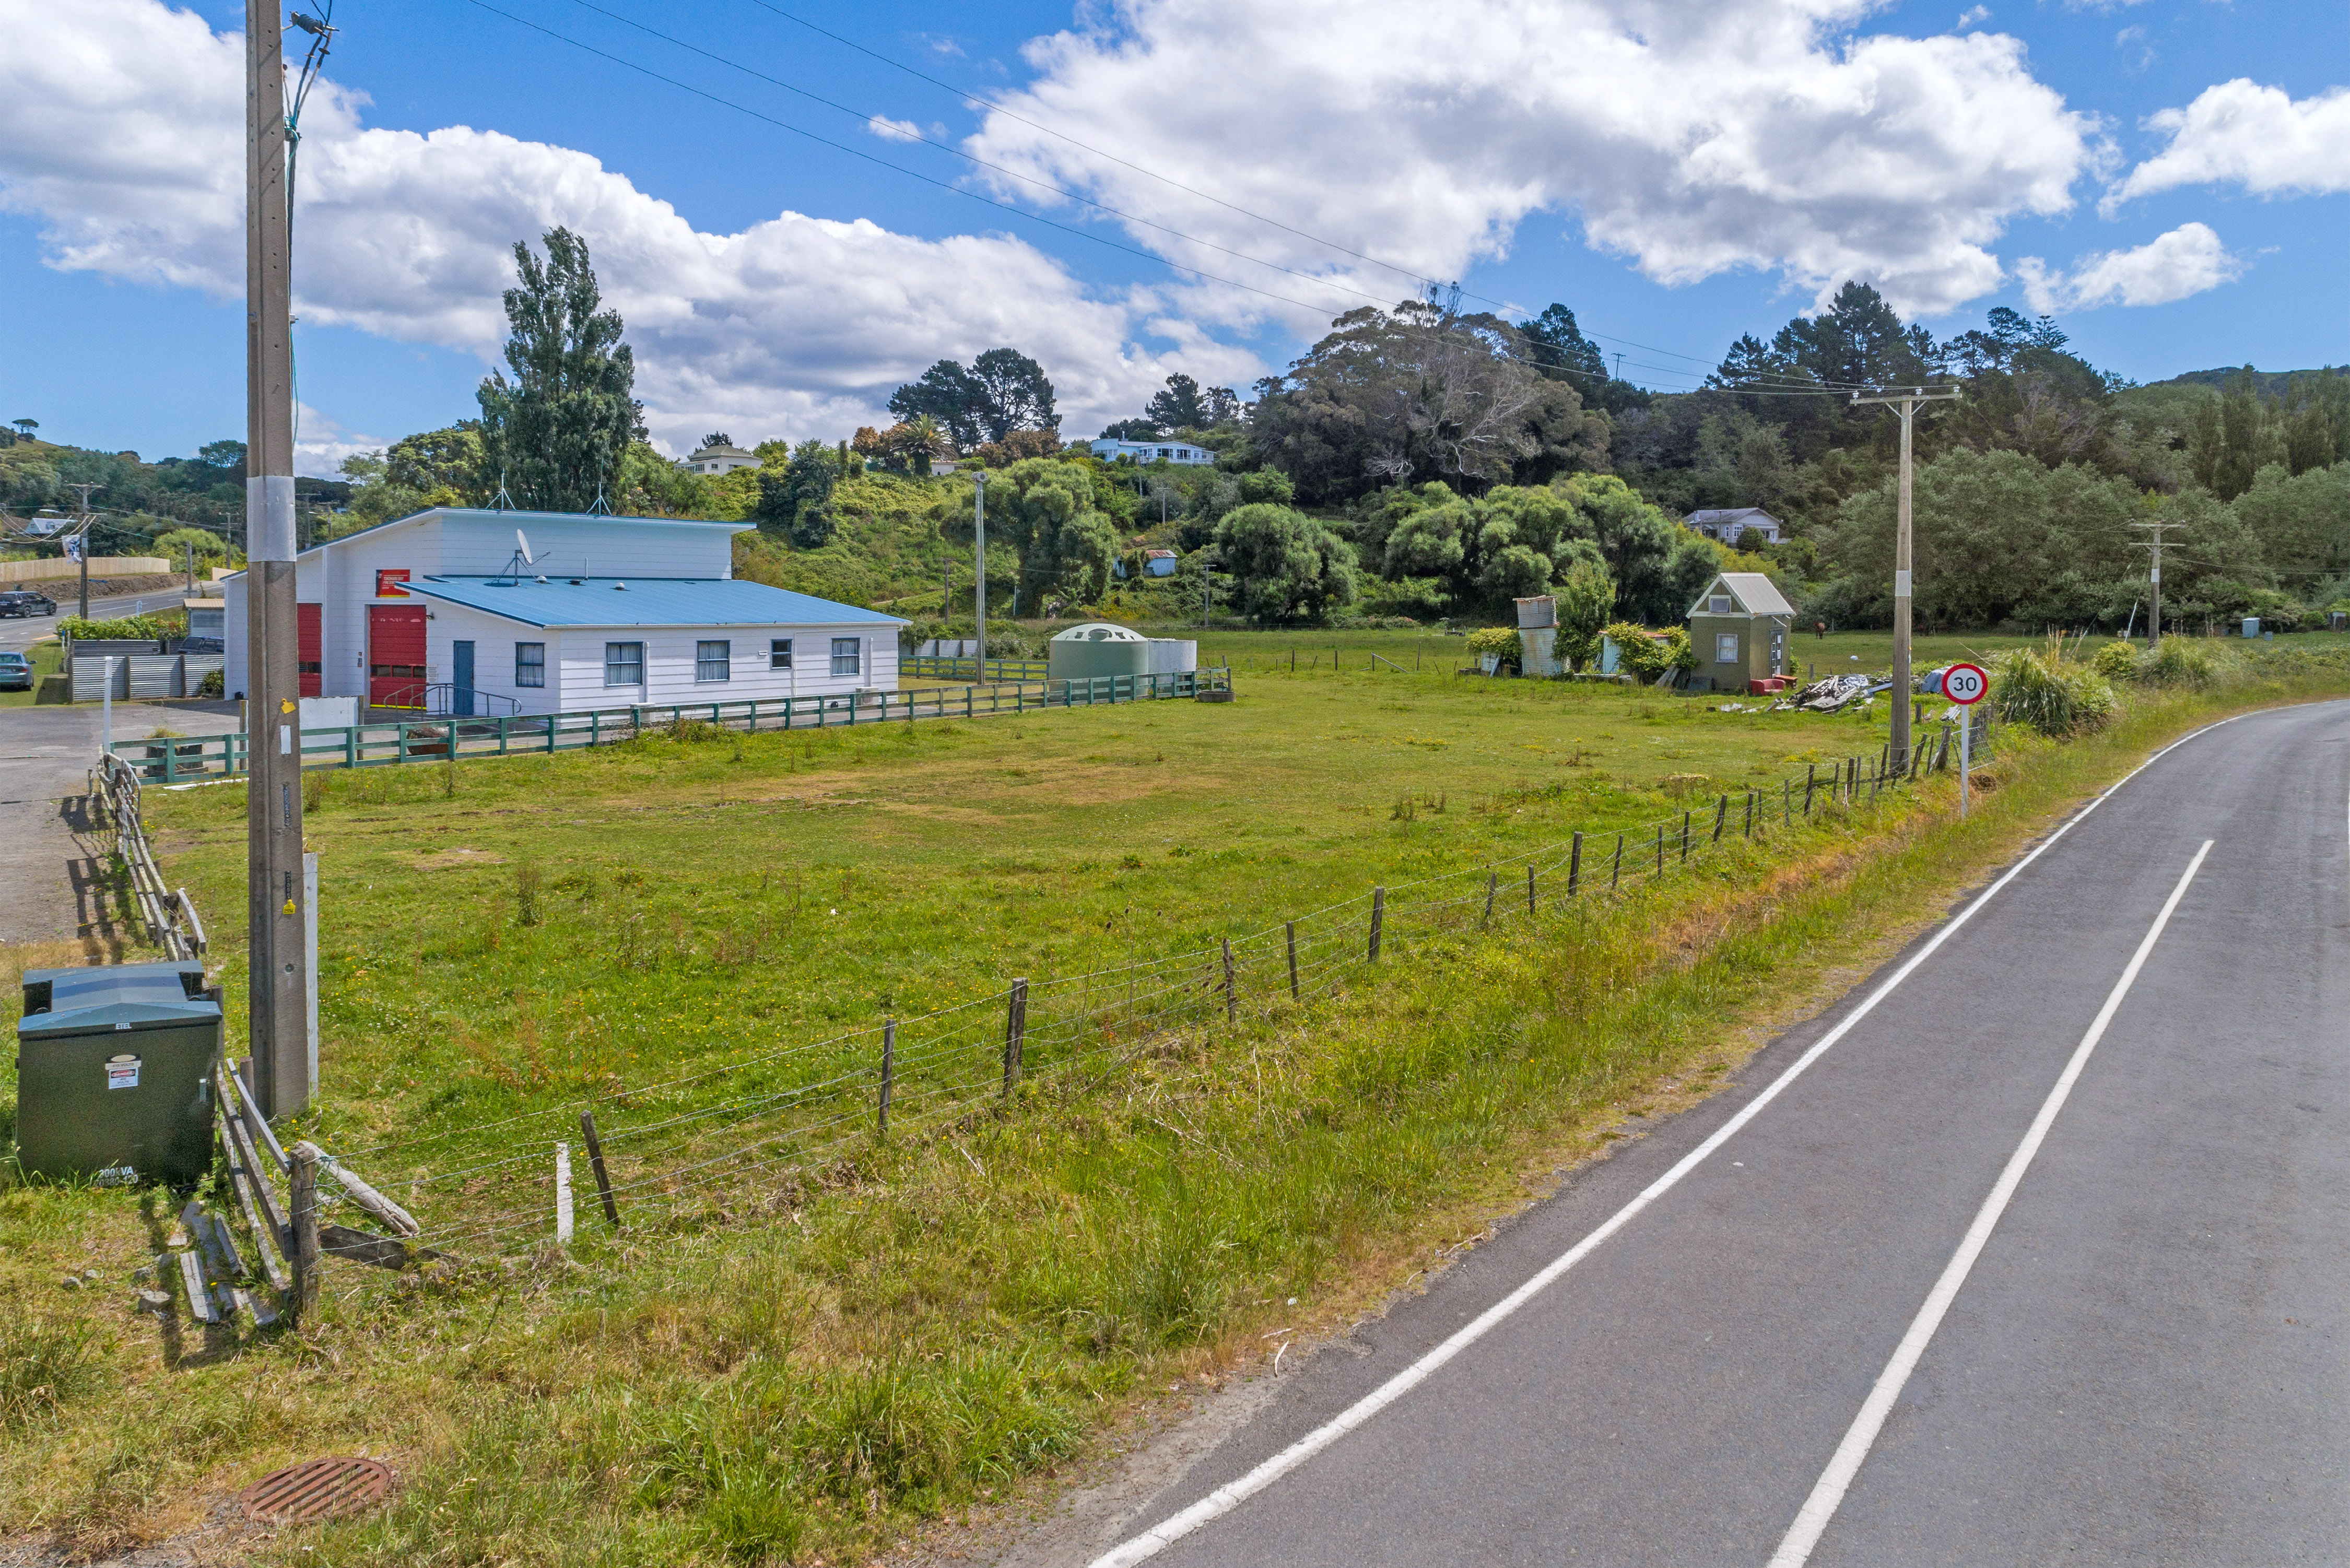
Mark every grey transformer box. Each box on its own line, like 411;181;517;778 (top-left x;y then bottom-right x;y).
15;961;222;1188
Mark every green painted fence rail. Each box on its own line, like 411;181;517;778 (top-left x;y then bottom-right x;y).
109;668;1232;783
902;654;1050;682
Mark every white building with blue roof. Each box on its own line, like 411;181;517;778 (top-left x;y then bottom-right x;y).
223;507;907;717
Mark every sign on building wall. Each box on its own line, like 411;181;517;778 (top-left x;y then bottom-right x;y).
375;569;411;597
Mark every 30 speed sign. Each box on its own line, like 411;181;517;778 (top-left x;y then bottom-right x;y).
1943;662;1989;705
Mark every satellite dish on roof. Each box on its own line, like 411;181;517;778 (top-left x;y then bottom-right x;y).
515;528;535;564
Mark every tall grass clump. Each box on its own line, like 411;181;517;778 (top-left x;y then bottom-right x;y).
1992;638;2116;737
0;1317;111;1428
2141;636;2222;688
2088;640;2140;680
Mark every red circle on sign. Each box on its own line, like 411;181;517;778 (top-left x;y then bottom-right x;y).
1943;662;1989;705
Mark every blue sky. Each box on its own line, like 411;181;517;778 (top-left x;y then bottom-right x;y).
2;0;2343;471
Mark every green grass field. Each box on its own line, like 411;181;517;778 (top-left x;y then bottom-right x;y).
5;643;2350;1565
0;636;61;709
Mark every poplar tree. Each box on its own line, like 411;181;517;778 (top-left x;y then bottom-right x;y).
477;227;645;512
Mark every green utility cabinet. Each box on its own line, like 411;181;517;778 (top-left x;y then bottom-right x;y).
16;961;221;1187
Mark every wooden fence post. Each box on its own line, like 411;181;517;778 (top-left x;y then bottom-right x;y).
1681;810;1691;863
1612;833;1624;888
288;1140;321;1327
1003;980;1027;1097
1654;823;1664;875
555;1142;574;1245
580;1110;618;1225
1221;938;1237;1023
1526;864;1536;915
879;1020;895;1138
1804;763;1815;815
1286;922;1299;999
1368;887;1385;960
1744;789;1754;838
1483;872;1497;925
1712;794;1728;843
1568;831;1582;896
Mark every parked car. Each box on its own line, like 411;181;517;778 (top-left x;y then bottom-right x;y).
0;590;57;618
0;651;32;691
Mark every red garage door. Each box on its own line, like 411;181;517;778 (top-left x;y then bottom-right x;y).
298;603;322;698
368;603;427;709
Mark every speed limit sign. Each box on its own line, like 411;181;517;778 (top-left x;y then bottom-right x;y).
1943;662;1989;705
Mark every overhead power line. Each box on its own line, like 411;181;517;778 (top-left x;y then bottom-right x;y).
459;1;1860;399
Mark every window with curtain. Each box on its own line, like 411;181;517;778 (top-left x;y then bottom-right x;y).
604;641;644;686
770;638;793;669
696;640;731;682
514;642;545;687
830;637;860;676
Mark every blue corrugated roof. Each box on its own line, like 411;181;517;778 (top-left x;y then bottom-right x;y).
403;576;906;628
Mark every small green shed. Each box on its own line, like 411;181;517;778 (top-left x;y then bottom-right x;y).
1686;572;1795;692
1047;622;1151;682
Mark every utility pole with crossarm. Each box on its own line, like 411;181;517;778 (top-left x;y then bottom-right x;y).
1850;384;1960;772
2131;519;2181;649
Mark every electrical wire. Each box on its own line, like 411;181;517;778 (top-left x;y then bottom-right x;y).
462;2;1890;402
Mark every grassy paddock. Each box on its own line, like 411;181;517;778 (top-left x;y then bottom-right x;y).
2;659;2346;1564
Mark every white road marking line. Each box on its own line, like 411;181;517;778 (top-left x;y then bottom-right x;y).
1088;721;2251;1568
1767;838;2215;1568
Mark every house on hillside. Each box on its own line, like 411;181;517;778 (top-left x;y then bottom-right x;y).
222;507;904;716
1687;507;1784;546
1089;438;1214;466
1686;571;1795;692
684;439;761;476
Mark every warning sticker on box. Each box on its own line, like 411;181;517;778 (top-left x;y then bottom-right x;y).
107;1055;140;1090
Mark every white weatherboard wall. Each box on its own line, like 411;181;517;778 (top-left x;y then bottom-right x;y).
438;619;896;715
226;509;743;699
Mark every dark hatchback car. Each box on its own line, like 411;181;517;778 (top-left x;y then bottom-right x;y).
0;591;57;618
0;652;32;691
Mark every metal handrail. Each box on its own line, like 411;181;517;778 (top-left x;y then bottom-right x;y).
419;683;523;717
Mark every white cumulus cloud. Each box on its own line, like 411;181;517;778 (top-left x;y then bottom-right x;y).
866;114;924;144
2015;221;2242;311
0;0;1252;457
2109;79;2350;208
966;0;2102;317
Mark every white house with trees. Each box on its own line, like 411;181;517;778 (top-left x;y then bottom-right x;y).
222;507;903;717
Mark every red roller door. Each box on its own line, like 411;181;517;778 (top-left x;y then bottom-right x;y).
368;603;427;709
298;603;322;698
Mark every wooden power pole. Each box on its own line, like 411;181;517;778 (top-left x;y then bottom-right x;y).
2131;520;2180;647
972;471;988;679
246;0;309;1119
1850;384;1959;771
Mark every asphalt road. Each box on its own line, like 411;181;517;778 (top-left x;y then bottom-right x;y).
0;699;241;942
1082;698;2350;1568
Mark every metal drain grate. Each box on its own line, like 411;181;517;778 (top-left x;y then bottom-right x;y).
239;1456;394;1524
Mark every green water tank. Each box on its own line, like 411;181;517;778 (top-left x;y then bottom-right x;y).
1047;622;1151;682
16;961;221;1187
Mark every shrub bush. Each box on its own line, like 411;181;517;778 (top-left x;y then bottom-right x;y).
58;614;166;640
2141;636;2219;688
2088;640;2139;680
1464;627;1520;664
1602;621;1696;679
1992;642;2116;737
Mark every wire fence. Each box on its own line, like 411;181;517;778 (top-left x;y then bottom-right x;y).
296;705;1999;1296
92;699;1995;1316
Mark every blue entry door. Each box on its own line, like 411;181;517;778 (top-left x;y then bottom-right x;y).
452;640;475;716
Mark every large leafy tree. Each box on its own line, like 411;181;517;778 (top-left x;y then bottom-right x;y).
1213;503;1361;623
1376;480;1613;616
476;228;644;512
890;348;1060;450
755;439;841;547
1252;299;1606;504
935;457;1114;606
